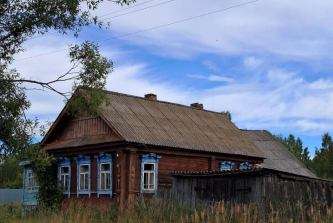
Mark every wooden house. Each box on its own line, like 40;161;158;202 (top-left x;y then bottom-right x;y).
21;91;316;209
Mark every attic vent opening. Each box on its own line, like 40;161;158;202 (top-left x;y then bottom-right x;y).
145;93;157;100
190;103;203;109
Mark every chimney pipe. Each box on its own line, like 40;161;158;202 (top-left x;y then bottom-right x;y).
144;93;157;100
190;103;203;109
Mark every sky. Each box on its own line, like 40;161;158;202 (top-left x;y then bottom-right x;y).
11;0;333;155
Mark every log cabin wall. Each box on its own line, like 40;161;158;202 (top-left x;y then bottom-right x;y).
129;146;263;197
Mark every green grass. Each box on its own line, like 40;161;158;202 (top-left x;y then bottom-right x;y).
1;198;333;223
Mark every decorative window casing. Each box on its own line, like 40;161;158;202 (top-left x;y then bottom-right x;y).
74;155;91;198
27;171;39;192
239;162;252;170
220;161;234;170
58;157;71;197
94;153;112;198
141;153;161;193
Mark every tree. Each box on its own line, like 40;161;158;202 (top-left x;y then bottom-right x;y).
0;155;23;189
0;0;135;160
275;134;303;161
312;133;333;179
221;110;232;121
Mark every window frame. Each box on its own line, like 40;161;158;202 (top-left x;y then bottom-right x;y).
58;157;71;197
94;153;112;198
79;164;90;191
74;155;91;198
142;162;156;191
140;153;161;194
27;171;39;192
220;161;234;171
239;162;252;170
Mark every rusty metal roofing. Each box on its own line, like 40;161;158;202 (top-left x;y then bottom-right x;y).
98;91;265;158
243;130;318;179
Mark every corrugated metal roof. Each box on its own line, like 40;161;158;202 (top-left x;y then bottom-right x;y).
243;130;318;179
99;91;265;158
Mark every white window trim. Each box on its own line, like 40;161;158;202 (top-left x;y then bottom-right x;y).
79;164;90;191
99;162;111;191
142;162;156;191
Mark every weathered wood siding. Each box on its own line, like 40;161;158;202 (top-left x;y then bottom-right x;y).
162;173;333;210
58;117;113;139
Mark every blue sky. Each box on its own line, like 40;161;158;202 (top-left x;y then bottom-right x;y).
11;0;333;155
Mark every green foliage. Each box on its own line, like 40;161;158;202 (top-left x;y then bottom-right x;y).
27;145;62;209
275;134;305;161
67;41;113;116
220;110;232;121
0;0;136;63
0;155;23;189
0;67;35;160
312;133;333;179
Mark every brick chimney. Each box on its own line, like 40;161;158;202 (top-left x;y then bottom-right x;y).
144;93;157;100
190;103;203;109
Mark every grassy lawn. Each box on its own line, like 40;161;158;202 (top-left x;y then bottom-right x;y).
1;199;333;223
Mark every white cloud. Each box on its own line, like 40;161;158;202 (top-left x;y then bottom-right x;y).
243;56;263;70
202;60;219;72
90;0;333;62
187;74;233;82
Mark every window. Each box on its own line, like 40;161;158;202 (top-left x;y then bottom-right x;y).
58;157;71;197
95;153;112;198
28;172;39;191
143;163;155;190
79;164;89;191
220;161;234;171
141;153;161;193
239;162;252;170
60;166;69;191
100;163;111;190
75;155;91;198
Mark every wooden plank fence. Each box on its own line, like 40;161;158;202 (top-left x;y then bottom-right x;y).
157;174;333;211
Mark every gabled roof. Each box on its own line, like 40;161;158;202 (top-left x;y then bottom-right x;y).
243;130;317;179
96;91;265;158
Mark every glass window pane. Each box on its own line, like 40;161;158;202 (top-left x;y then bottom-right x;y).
101;163;110;172
80;165;89;173
144;172;148;189
101;173;105;190
106;174;110;189
64;176;68;190
80;174;84;190
61;166;69;174
144;163;154;171
84;174;88;190
149;172;154;189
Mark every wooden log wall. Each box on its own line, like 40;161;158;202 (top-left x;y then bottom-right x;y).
157;174;333;210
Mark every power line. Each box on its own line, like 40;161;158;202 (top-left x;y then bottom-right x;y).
28;0;157;40
99;0;156;18
101;0;175;21
17;0;262;61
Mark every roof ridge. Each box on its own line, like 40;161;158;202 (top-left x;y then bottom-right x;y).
103;89;229;118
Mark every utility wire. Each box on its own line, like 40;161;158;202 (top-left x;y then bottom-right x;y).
17;0;262;61
101;0;175;21
28;0;157;40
